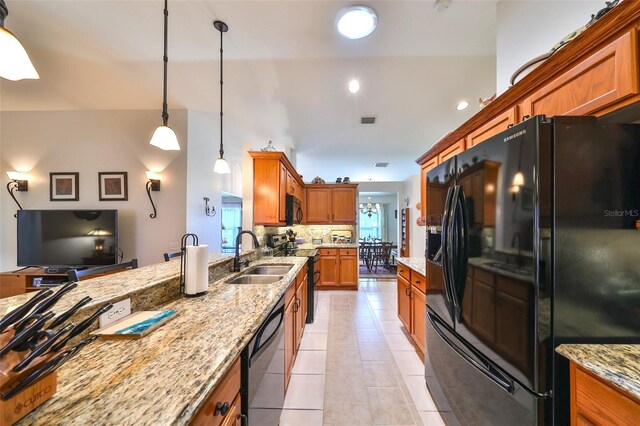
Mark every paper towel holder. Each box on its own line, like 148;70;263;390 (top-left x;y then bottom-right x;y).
180;233;208;297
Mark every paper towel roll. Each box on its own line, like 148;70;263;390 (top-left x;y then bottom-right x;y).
185;244;208;295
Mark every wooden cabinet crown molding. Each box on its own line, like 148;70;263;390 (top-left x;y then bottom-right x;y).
249;151;305;186
416;0;640;165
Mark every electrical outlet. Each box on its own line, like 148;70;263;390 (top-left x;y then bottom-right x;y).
322;229;327;236
99;298;131;328
168;243;179;250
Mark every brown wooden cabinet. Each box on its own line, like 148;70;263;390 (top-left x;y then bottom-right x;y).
438;138;465;163
396;264;428;355
306;185;358;224
250;152;305;226
397;275;412;331
191;357;241;426
523;30;639;118
570;362;640;426
318;248;358;289
285;268;308;390
467;107;517;148
410;288;426;354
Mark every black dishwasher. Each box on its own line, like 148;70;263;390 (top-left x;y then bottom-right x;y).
241;294;285;425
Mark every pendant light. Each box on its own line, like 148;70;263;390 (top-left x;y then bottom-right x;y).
0;0;39;81
213;20;231;174
149;0;180;151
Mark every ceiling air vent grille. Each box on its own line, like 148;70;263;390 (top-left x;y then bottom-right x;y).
361;116;376;124
374;162;389;168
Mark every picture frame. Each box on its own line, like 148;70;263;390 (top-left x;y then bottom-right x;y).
99;172;128;201
50;172;79;201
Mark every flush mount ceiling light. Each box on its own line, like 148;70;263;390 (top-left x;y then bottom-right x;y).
0;0;39;81
213;20;231;175
348;79;360;94
149;0;180;151
336;5;377;40
456;100;469;111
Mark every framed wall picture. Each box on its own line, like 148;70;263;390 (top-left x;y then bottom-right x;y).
99;172;128;201
50;172;79;201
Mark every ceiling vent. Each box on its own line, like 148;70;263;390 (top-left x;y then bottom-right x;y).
374;162;389;168
361;116;376;124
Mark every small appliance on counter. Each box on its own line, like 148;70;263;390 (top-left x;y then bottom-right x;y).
266;233;319;323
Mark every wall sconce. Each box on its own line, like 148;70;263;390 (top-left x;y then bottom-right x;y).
203;197;216;217
145;171;161;219
6;171;28;217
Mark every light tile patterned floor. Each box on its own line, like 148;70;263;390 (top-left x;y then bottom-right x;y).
279;278;446;426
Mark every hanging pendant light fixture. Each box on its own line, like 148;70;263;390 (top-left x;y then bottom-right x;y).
149;0;180;151
213;20;231;175
359;197;380;217
0;0;39;81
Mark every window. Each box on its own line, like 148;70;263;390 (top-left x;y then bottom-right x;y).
221;203;242;254
359;211;381;240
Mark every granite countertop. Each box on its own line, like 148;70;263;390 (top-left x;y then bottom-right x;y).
556;344;640;400
296;243;358;250
16;256;307;425
396;257;426;276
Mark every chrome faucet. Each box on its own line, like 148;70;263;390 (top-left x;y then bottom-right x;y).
234;230;260;272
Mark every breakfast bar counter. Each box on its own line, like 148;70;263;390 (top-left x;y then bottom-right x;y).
1;255;307;425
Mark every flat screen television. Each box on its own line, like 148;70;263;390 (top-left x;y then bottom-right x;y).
17;210;118;268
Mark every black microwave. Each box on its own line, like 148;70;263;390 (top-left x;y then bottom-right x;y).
285;194;303;225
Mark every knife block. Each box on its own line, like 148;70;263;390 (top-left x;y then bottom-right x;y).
0;371;57;425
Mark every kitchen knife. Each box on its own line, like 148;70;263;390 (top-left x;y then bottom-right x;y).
0;289;53;333
0;312;56;357
12;324;75;372
1;335;98;400
49;296;92;329
51;302;112;352
29;281;78;316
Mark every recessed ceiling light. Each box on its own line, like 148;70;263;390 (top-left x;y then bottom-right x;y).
336;5;378;40
348;79;360;93
456;100;469;111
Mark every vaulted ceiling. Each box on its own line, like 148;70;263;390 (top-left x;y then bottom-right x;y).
0;1;499;181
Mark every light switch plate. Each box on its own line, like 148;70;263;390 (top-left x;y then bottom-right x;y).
99;298;131;328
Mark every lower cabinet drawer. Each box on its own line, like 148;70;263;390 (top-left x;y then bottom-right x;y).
320;249;337;256
339;248;356;256
220;394;242;426
398;264;411;282
191;357;241;426
411;272;426;293
573;363;640;426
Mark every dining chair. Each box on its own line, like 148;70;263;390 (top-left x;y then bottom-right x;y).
67;259;139;282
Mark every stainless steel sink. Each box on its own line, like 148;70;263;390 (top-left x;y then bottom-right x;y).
243;264;294;275
227;275;284;285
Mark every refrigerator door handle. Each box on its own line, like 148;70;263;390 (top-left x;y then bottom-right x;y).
445;185;461;313
441;186;455;306
451;186;470;321
428;310;514;394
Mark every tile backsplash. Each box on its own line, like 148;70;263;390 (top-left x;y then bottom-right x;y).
254;224;357;244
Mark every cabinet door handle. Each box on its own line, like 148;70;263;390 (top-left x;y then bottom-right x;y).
290;186;295;193
214;402;230;417
405;288;410;296
521;115;530;122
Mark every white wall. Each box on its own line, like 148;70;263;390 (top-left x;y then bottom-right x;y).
0;109;188;269
402;173;425;258
185;110;243;252
496;1;603;95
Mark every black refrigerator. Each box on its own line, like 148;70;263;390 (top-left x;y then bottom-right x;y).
424;115;640;425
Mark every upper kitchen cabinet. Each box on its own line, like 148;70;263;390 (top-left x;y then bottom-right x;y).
305;184;358;224
523;30;639;118
437;139;465;164
419;157;438;224
467;107;518;148
250;152;305;226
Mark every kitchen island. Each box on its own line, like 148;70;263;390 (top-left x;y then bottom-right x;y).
556;344;640;425
1;254;307;425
